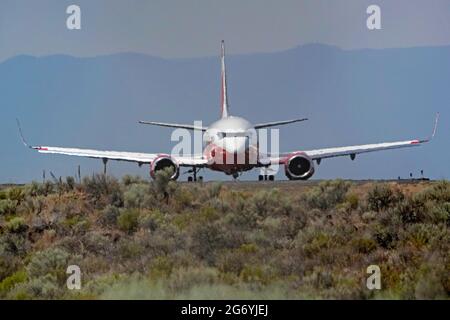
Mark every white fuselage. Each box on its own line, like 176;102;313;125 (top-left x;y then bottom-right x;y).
203;116;259;174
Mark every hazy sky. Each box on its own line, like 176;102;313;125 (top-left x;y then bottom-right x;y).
1;0;450;61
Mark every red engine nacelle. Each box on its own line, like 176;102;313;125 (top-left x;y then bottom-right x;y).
284;153;315;180
150;155;180;180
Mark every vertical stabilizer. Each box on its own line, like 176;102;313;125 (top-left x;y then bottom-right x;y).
220;40;229;118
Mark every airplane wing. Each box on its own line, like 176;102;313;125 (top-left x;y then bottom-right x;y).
266;113;439;164
17;120;207;167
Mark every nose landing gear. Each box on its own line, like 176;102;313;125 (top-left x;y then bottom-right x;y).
258;174;275;181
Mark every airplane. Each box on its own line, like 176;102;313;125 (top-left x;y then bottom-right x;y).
18;41;439;182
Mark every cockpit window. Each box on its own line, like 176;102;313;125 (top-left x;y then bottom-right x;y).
218;131;248;138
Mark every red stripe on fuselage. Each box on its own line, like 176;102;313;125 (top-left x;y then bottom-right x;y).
205;144;256;174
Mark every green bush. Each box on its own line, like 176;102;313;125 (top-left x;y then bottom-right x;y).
303;180;352;210
351;237;377;254
26;248;72;282
7;274;61;299
373;224;398;249
8;188;25;204
153;167;177;199
124;183;154;209
82;174;123;207
367;184;404;212
0;199;17;215
191;222;228;264
0;270;27;297
100;205;121;227
122;175;146;186
117;209;140;233
6;217;28;234
394;198;426;224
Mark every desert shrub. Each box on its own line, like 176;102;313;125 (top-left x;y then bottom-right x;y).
7;274;61;299
394;197;427;224
0;270;27;297
82;174;123;207
62;216;91;235
207;182;223;199
249;189;285;217
404;223;446;248
25;181;54;196
123;183;155;209
173;187;196;208
65;176;76;190
0;237;22;280
153;167;178;202
26;247;72;282
418;180;450;203
344;193;359;210
302;267;335;291
191;222;228;264
117;238;144;260
279;212;307;238
351;237;377;254
303;180;351;210
367;184;404;212
425;201;450;225
240;265;276;286
122;175;145;186
41;181;54;196
223;207;258;230
0;233;28;258
6;217;28;234
373;224;398;249
148;256;174;278
8;187;25;204
167;267;220;292
81;232;114;256
138;210;162;231
117;209;140;233
0;199;17;215
414;255;448;299
100;205;121;227
217;244;258;275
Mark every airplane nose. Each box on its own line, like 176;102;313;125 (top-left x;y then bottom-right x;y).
227;137;248;154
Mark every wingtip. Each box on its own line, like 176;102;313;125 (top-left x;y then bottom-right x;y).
419;112;439;143
431;112;439;139
16;118;30;148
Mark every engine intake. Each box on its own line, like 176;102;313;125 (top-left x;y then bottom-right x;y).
150;155;179;180
284;153;315;180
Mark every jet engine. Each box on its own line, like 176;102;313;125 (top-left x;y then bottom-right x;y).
284;153;315;180
150;155;180;180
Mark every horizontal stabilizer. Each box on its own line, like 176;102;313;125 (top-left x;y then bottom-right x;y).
254;118;308;129
138;121;207;131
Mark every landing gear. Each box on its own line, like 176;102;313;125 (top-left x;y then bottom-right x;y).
258;174;275;181
232;173;239;180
